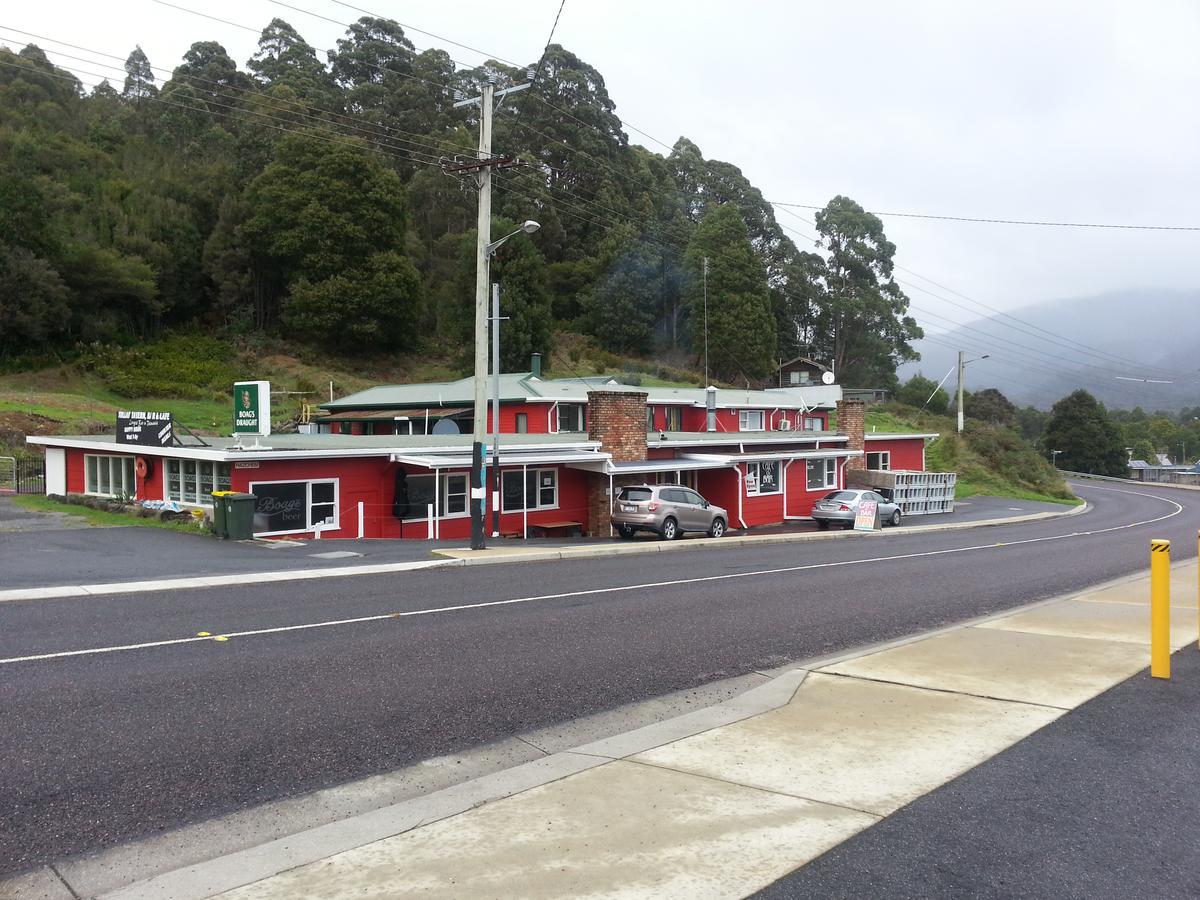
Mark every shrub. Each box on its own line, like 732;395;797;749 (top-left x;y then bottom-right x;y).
78;334;237;399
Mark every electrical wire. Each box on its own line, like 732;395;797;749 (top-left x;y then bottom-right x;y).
767;200;1200;232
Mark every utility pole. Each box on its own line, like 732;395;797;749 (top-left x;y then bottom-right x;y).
955;351;989;433
450;77;529;550
490;283;508;538
703;256;709;387
956;350;965;434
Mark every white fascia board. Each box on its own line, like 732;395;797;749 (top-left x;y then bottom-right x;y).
27;435;603;463
682;448;864;464
26;436;230;462
864;433;940;441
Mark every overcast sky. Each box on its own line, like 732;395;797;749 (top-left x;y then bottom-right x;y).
5;0;1198;336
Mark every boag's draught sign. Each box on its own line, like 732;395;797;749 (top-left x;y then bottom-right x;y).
233;381;271;436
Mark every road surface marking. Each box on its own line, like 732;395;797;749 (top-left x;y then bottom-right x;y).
0;485;1182;667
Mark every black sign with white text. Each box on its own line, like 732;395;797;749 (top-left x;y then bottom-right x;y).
116;411;174;446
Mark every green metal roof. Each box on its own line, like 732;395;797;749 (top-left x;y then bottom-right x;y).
322;373;841;412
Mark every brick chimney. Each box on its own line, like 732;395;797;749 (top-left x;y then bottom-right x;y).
838;398;866;471
585;390;648;535
587;390;648;462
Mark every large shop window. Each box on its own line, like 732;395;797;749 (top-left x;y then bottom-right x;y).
399;473;469;521
866;451;891;471
501;468;558;512
165;460;232;505
555;404;585;433
85;455;137;499
249;479;339;535
745;460;781;495
806;457;838;490
738;410;765;432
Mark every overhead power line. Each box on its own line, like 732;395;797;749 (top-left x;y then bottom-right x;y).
768;200;1200;232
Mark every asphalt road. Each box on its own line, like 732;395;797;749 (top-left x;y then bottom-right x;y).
755;646;1200;899
1;480;1195;876
0;494;1066;589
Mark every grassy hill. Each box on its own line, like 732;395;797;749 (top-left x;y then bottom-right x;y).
864;403;1076;504
0;331;703;457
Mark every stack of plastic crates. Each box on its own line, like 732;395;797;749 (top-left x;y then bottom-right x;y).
849;469;957;515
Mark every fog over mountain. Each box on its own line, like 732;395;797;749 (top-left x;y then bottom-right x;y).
901;290;1200;412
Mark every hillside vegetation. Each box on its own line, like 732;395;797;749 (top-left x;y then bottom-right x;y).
865;403;1077;504
0;330;705;456
2;21;921;390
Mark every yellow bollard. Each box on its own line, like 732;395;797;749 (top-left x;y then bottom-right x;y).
1151;539;1170;679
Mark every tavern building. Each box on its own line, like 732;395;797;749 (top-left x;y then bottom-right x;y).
28;361;933;540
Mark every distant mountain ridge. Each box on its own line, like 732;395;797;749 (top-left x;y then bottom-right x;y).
901;289;1200;411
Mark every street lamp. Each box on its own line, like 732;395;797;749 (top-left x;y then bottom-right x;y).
956;351;990;433
486;220;540;256
473;220;541;549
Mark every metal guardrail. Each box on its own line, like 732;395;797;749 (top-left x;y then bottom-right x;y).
1059;470;1200;492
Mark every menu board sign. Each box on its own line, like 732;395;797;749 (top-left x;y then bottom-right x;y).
116;411;174;447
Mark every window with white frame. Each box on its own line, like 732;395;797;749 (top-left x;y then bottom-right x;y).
515;413;528;433
400;473;468;521
802;416;824;431
501;468;558;512
738;410;765;432
806;457;838;490
664;406;683;431
249;479;339;534
165;459;232;505
745;459;781;495
555;404;585;433
85;455;137;499
866;451;891;471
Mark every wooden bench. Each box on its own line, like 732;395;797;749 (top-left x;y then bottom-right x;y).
528;520;584;538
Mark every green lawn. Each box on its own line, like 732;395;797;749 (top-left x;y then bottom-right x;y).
13;493;212;534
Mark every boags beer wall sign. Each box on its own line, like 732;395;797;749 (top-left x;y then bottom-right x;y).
233;381;271;436
116;411;174;447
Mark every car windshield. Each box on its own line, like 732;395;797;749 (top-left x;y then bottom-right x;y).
822;491;859;501
618;488;653;502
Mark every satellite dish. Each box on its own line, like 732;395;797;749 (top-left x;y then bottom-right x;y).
821;371;836;385
431;418;461;435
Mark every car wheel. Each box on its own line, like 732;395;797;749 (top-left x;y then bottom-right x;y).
890;510;902;527
660;517;679;540
816;519;830;530
617;523;636;539
708;517;725;538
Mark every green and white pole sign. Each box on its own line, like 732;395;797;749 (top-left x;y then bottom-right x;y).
233;380;271;436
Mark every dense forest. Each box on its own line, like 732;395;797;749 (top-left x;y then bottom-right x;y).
0;19;922;385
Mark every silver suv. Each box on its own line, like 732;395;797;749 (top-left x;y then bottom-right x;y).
611;484;729;540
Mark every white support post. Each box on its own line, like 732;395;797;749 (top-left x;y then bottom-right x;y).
358;501;364;540
522;463;529;539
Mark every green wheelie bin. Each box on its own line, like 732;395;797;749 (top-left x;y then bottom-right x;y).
225;492;257;541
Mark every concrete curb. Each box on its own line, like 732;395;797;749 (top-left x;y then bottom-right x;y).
431;500;1090;567
65;552;1165;900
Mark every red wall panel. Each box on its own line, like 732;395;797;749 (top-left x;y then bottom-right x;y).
866;438;926;471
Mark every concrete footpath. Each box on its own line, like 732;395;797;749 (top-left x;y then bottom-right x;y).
18;556;1190;899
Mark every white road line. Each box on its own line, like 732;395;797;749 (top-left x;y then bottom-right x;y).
0;484;1183;667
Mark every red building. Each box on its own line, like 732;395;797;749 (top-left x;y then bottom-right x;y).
28;368;935;540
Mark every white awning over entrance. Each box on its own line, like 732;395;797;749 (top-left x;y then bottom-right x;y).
391;450;611;469
566;457;733;475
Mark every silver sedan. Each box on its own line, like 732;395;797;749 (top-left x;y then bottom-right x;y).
811;489;902;529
